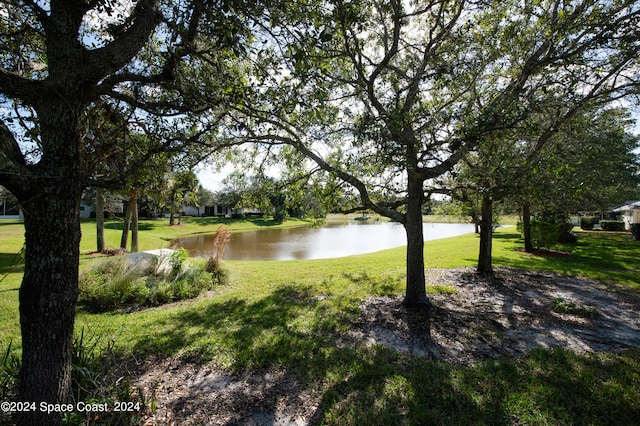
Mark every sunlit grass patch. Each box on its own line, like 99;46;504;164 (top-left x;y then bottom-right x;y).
551;297;599;318
426;285;457;294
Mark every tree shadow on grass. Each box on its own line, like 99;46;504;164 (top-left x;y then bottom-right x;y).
101;222;155;232
125;285;354;422
185;216;286;228
125;284;488;424
123;279;640;424
130;285;340;369
0;220;22;227
308;344;640;425
342;271;400;296
448;349;640;426
492;232;522;240
0;253;24;276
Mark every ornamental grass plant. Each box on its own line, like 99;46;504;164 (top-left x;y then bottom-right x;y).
78;250;217;312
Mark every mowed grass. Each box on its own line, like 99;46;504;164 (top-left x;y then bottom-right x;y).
0;216;312;344
1;218;640;424
0;220;25;342
491;229;640;288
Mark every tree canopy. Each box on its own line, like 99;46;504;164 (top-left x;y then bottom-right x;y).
223;0;640;304
0;1;263;423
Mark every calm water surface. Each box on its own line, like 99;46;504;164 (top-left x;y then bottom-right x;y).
172;221;475;261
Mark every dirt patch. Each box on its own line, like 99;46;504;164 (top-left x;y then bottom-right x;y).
129;358;316;425
129;268;640;425
354;267;640;364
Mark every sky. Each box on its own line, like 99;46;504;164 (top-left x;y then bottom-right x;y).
196;164;235;192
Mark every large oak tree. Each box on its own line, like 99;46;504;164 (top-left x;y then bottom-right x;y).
231;0;640;306
0;1;257;423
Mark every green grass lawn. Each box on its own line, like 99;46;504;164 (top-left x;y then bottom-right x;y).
1;218;639;424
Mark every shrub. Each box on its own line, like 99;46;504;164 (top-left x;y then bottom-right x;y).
273;208;288;224
558;221;577;243
518;215;577;249
599;220;625;231
2;330;147;426
530;218;559;250
579;216;596;230
0;340;20;401
79;253;217;312
632;224;640;241
79;258;145;310
169;247;188;276
171;265;215;300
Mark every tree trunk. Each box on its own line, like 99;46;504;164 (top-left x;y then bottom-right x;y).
131;190;139;253
17;181;83;426
10;96;87;425
522;200;533;252
477;195;494;278
403;177;429;307
169;205;176;226
96;187;105;252
120;193;134;249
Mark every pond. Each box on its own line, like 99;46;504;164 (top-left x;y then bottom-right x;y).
171;221;476;261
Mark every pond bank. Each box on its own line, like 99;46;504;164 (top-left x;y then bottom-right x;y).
172;222;477;261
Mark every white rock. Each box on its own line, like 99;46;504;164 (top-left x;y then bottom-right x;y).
126;248;176;275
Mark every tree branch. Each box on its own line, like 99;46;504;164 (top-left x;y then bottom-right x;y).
21;0;48;23
245;134;406;223
0;119;31;190
83;0;161;86
0;68;41;104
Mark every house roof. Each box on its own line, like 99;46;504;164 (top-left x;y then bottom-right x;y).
613;201;640;212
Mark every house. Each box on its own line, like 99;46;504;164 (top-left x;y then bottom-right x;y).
79;201;95;218
613;200;640;230
0;186;22;219
79;199;125;218
182;204;262;217
182;205;206;217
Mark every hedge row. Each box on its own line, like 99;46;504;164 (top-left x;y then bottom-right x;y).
580;217;628;232
599;220;625;232
579;217;596;230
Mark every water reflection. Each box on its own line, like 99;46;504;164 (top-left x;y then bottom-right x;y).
172;221;475;261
